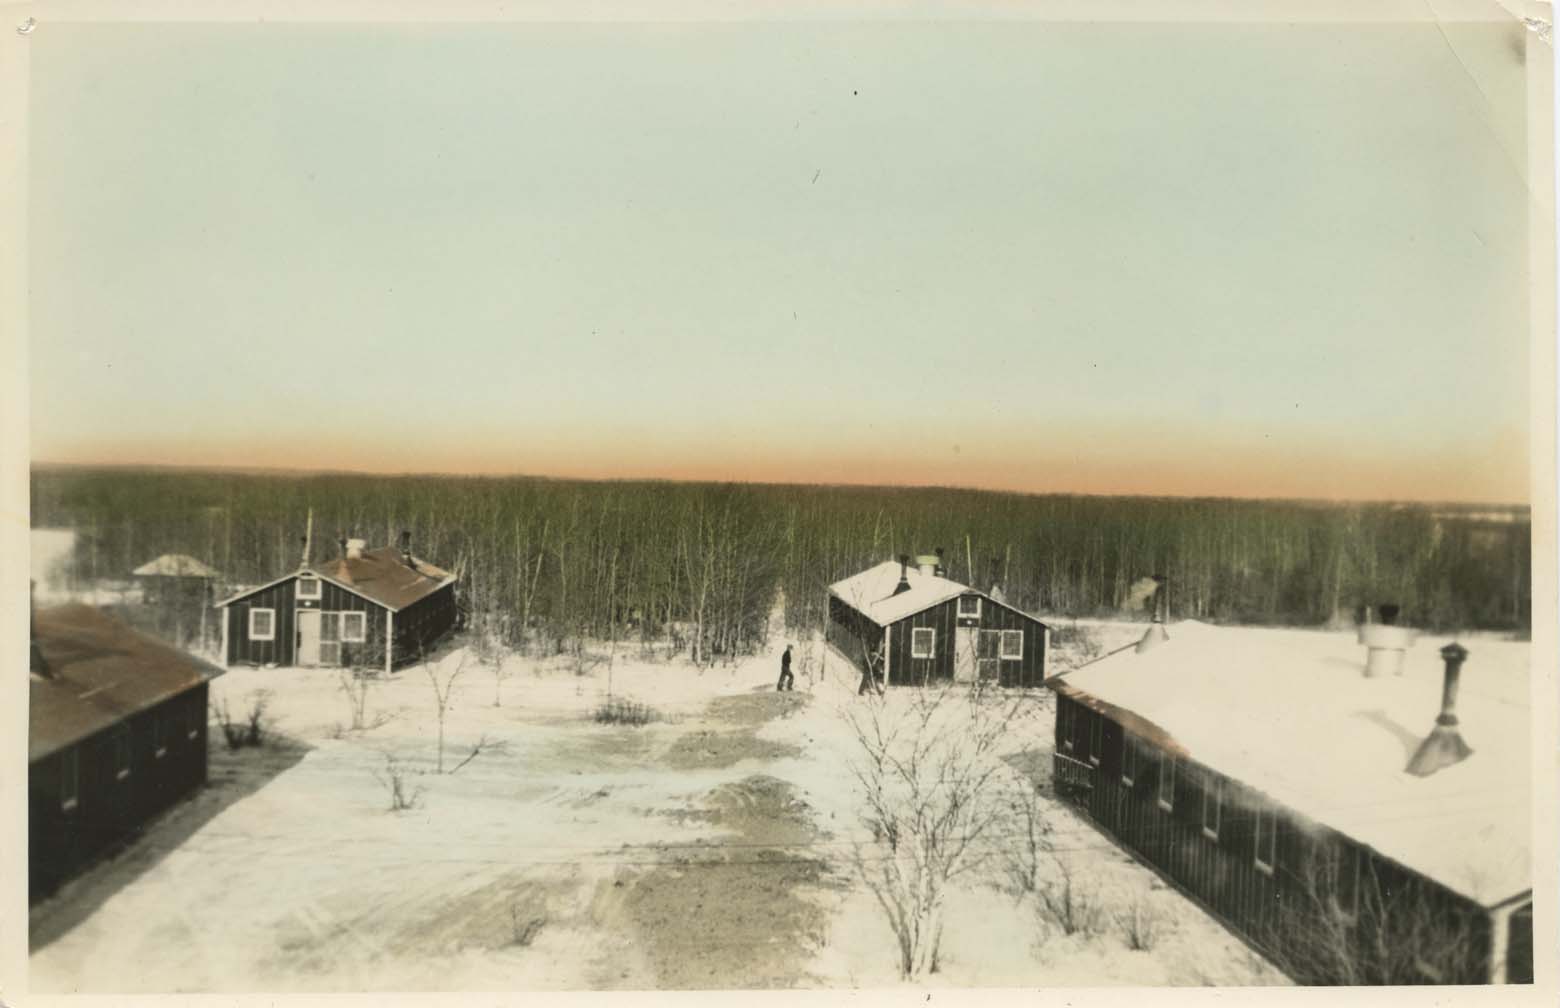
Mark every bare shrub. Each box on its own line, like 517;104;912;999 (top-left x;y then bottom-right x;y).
1035;855;1106;937
998;779;1055;901
212;691;271;750
373;753;424;812
1112;891;1171;951
846;681;1026;978
594;698;658;727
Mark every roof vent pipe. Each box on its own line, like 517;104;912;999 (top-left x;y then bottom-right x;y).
1358;603;1417;677
400;530;413;566
933;547;946;578
1405;643;1474;776
915;554;940;577
346;538;367;561
892;554;913;596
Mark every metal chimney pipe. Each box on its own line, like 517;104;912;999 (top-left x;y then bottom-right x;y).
1135;575;1169;653
892;554;913;596
1405;642;1474;777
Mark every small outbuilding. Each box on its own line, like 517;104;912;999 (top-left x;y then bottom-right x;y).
828;553;1050;688
215;534;457;672
29;602;224;901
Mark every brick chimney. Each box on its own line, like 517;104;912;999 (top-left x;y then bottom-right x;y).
1405;642;1474;777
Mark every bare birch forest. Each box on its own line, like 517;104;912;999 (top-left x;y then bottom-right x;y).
31;467;1531;661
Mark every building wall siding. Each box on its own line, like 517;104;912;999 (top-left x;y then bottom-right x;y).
391;584;458;666
885;595;1047;688
226;579;298;666
29;683;209;902
827;593;883;678
1053;693;1497;985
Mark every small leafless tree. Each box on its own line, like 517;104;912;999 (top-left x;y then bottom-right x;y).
337;669;377;731
997;778;1055;901
845;681;1025;978
425;650;470;774
372;752;423;812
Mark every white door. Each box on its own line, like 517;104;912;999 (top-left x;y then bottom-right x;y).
297;610;321;667
954;626;977;682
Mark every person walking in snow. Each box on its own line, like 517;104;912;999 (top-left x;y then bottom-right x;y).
777;644;794;692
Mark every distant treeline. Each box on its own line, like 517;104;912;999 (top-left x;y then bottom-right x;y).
30;468;1531;661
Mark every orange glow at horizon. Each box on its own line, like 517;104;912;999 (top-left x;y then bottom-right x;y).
35;428;1531;506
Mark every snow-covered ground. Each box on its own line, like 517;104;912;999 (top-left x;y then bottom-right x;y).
29;614;1283;993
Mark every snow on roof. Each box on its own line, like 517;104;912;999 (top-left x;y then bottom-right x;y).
1055;621;1531;908
829;560;972;626
132;554;219;578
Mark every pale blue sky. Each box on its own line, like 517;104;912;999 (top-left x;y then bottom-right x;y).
30;19;1536;501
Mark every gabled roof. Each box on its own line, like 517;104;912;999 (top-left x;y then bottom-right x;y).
216;547;455;613
829;561;976;626
132;554;219;578
30;603;225;762
1052;620;1530;909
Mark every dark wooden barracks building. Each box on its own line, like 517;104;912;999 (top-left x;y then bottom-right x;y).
29;602;224;901
1047;616;1532;985
828;553;1050;688
216;534;458;672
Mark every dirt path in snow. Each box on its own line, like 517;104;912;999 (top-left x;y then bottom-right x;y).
587;689;842;989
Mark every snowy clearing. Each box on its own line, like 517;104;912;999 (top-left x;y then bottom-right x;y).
29;619;1283;992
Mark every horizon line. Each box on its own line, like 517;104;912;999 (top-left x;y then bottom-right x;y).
28;458;1533;512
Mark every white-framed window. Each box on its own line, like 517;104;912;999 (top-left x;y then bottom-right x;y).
1201;771;1222;840
249;607;275;641
342;611;367;643
910;627;935;659
60;747;79;812
1158;756;1176;811
1000;629;1024;659
1088;713;1103;767
153;718;168;759
1058;700;1074;753
1254;803;1277;874
1121;732;1137;787
296;575;322;600
112;727;132;782
957;595;981;618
